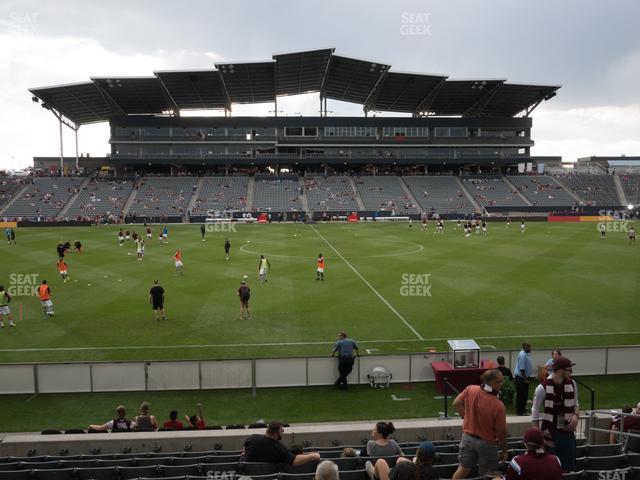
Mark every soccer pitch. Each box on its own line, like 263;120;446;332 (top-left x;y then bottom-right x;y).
0;221;638;364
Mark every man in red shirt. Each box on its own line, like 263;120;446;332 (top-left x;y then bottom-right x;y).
452;369;508;479
163;410;183;430
503;427;563;480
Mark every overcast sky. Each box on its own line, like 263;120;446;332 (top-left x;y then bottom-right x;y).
1;0;639;170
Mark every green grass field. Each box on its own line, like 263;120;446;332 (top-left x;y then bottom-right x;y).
0;221;638;363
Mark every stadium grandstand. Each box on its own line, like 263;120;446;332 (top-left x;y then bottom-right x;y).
2;47;639;480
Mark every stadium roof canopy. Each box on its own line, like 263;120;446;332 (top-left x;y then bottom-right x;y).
29;48;560;125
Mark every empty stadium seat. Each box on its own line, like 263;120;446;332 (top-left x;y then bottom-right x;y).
432;463;458;478
507;175;575;206
461;175;527;208
0;471;33;480
561;472;584;480
118;464;161;479
74;466;116;480
586;444;623;457
337;469;368;480
33;468;75;480
558;174;622;206
586;454;627;470
252;176;302;212
160;464;201;477
305;176;360;211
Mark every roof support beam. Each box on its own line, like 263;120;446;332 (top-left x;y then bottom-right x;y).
462;82;504;117
414;77;447;116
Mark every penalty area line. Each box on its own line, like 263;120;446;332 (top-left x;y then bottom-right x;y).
308;224;424;340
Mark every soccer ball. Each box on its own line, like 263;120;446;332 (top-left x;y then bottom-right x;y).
127;252;132;256
243;275;248;279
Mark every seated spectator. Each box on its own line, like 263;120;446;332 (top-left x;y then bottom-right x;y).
341;447;358;458
88;405;135;432
243;420;320;465
315;460;340;480
365;421;403;457
368;441;438;480
163;409;183;430
499;427;563;480
364;422;403;479
184;402;206;429
133;401;158;431
291;444;304;455
610;403;640;443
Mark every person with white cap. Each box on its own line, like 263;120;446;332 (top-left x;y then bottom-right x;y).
531;356;580;471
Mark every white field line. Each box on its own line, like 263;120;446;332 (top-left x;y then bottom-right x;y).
309;224;424;340
1;331;639;353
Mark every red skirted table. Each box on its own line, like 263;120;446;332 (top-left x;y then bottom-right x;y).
431;360;494;395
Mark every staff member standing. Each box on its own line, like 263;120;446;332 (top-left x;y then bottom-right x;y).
331;331;359;390
149;280;166;323
514;342;533;416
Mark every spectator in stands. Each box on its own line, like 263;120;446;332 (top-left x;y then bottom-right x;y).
290;444;304;455
514;343;533;416
609;402;640;444
531;356;579;472
88;405;135;432
496;356;514;405
366;422;403;457
370;441;439;480
134;401;158;431
243;420;320;465
341;447;358;458
499;427;563;480
315;460;340;480
163;410;184;430
544;349;562;376
451;369;508;479
331;331;359;390
184;402;206;429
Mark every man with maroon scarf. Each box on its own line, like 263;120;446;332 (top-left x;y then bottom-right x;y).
531;356;580;472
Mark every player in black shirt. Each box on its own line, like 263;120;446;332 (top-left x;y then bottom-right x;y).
149;280;166;323
224;238;231;260
200;224;206;241
56;242;65;259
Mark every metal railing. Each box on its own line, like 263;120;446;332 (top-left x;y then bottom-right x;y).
585;409;640;448
573;376;596;412
441;377;459;419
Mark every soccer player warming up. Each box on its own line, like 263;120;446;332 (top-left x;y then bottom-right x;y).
224;238;231;260
57;259;69;283
174;249;184;275
38;280;55;319
258;255;270;284
0;285;16;327
316;253;325;281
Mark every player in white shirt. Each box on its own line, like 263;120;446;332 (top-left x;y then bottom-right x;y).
600;223;607;239
520;219;526;233
629;226;636;245
136;238;145;260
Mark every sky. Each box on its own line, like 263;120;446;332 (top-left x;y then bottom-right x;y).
0;0;639;170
